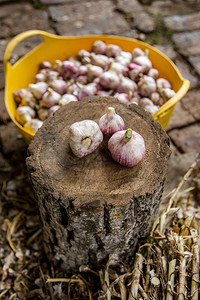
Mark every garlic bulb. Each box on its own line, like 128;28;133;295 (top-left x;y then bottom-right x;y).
38;107;49;121
110;62;128;75
35;72;46;82
156;78;171;91
108;128;145;167
24;119;43;134
92;40;106;54
87;64;104;81
15;106;35;125
106;44;122;57
145;104;159;114
49;79;67;94
133;51;152;72
48;105;60;117
29;82;48;99
114;93;131;105
138;75;156;97
150;92;160;105
99;107;125;135
160;88;176;101
99;70;120;89
147;68;159;80
90;53;110;68
118;75;137;93
69;120;103;158
132;47;144;58
13;88;36;108
39;61;52;69
41;88;61;108
59;94;78;106
78;83;97;101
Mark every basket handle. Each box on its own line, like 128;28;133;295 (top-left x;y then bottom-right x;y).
4;30;56;76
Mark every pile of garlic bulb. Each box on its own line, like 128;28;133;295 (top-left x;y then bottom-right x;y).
13;40;175;134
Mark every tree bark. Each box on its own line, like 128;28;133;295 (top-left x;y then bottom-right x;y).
26;96;171;273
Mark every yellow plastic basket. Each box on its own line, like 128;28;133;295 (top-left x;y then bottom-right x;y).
4;30;190;143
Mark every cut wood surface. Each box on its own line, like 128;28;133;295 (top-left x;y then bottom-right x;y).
26;96;171;272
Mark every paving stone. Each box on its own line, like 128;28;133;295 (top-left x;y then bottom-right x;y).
115;30;140;39
0;90;10;122
164;12;200;32
116;0;143;14
40;0;69;4
188;55;200;76
49;1;130;35
0;63;4;90
181;89;200;121
153;44;178;61
168;123;200;153
41;0;101;4
0;122;27;156
147;1;195;17
175;58;198;89
0;3;50;38
0;39;9;61
167;101;195;131
116;0;155;33
133;12;155;33
172;31;200;57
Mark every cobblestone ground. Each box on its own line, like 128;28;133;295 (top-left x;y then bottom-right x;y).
0;0;200;297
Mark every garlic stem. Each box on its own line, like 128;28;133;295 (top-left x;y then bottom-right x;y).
107;107;116;118
81;137;92;147
125;128;132;140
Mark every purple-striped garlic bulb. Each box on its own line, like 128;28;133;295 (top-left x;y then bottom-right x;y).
99;107;125;135
69;120;103;158
108;128;145;167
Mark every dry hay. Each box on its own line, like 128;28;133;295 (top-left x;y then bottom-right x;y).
0;154;199;299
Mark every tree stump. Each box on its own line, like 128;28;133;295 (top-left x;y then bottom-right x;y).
26;96;171;273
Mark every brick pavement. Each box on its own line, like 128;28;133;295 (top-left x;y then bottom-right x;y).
0;0;200;190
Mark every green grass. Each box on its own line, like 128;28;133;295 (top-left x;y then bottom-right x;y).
146;13;174;45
